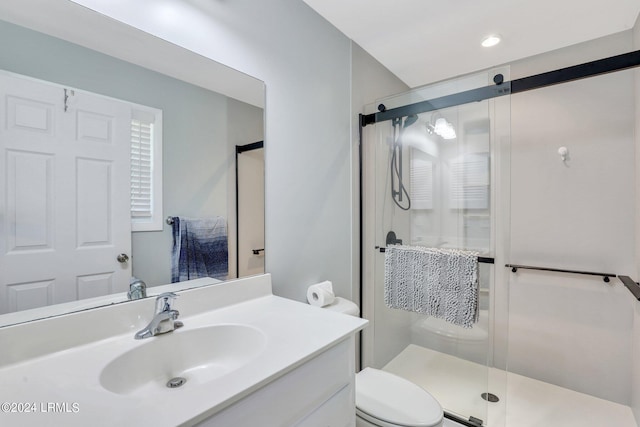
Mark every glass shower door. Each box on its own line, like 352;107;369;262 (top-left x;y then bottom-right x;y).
362;71;509;426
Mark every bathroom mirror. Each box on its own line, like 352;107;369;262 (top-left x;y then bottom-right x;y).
0;2;265;327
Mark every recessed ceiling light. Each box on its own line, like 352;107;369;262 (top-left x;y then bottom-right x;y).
481;35;501;48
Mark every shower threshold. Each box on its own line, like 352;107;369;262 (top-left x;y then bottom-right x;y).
382;345;634;427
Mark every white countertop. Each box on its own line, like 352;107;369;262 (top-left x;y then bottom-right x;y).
0;274;367;426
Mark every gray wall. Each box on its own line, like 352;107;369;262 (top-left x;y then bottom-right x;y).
350;40;410;300
68;0;355;301
351;42;409;301
350;41;409;360
633;13;640;426
0;19;263;286
350;42;409;368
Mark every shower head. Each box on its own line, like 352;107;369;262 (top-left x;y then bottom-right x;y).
426;117;456;140
403;114;418;128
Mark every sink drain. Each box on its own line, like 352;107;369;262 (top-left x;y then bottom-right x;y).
166;377;187;389
481;392;499;403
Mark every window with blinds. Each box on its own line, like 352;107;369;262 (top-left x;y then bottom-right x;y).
449;153;489;209
410;154;434;210
131;108;162;231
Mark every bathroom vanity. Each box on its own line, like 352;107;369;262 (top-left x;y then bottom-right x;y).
0;274;367;426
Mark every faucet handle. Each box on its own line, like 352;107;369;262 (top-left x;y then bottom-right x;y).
128;278;147;300
155;292;178;313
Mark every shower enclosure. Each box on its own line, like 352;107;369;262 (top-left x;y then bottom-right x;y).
361;48;640;427
361;69;511;427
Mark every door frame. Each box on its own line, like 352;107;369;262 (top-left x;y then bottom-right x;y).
235;140;264;277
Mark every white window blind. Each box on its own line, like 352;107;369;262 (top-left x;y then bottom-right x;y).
131;118;153;218
410;156;434;210
450;153;490;209
131;108;162;231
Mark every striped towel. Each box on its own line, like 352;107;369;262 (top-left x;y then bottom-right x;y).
384;245;479;328
171;216;228;282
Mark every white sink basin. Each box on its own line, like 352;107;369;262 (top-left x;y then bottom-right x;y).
99;324;267;395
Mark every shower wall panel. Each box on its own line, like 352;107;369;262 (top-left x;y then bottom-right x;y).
508;66;635;405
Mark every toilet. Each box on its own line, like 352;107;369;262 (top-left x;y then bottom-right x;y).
316;296;444;427
356;367;444;427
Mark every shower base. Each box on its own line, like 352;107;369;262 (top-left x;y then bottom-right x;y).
383;344;635;427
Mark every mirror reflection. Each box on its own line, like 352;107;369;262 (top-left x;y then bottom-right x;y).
0;18;265;327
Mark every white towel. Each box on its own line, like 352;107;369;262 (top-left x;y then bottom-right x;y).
384;245;479;328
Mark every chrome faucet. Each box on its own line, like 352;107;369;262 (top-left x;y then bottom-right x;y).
134;292;183;340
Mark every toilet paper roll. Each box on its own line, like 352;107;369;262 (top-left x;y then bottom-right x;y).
306;281;335;307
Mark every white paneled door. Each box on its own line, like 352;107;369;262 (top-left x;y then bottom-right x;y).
0;73;132;314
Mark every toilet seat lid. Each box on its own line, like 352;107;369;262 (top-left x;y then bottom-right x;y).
356;368;443;427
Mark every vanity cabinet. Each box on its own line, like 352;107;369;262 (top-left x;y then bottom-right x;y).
0;274;367;427
195;337;355;427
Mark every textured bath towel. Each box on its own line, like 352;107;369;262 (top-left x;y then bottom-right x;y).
384;245;479;328
171;216;228;282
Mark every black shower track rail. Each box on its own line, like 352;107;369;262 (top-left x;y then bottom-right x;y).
359;49;640;127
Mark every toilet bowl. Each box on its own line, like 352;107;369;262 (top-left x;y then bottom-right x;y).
355;368;443;427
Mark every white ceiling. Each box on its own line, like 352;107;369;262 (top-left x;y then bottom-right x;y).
302;0;640;88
